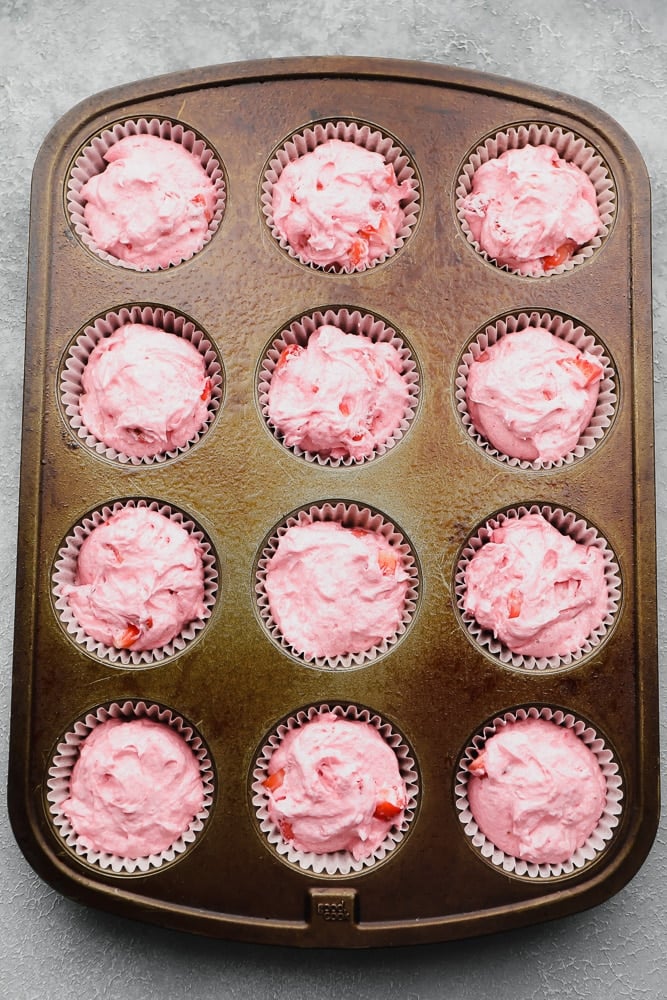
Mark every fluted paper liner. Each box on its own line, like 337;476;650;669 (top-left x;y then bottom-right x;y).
455;705;623;879
257;306;421;466
251;702;419;876
255;501;420;670
46;700;215;875
66;117;226;270
454;503;621;671
455;310;617;470
261;119;420;272
455;123;615;276
52;498;218;666
60;305;224;466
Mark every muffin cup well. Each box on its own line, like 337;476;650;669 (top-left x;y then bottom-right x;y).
455;123;615;276
66;117;226;270
254;501;420;670
46;699;215;875
52;498;218;667
261;119;421;273
257;306;421;466
454;705;623;879
454;503;621;671
455;310;617;470
250;702;420;877
59;305;224;466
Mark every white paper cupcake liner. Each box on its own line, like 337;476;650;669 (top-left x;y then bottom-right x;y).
59;305;224;466
261;119;421;273
251;702;420;876
454;503;621;671
257;306;421;466
46;699;215;875
52;498;218;667
455;310;617;470
455;123;616;276
66;117;226;270
254;501;421;670
454;705;623;879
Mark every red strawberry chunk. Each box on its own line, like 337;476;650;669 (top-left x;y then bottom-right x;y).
468;753;487;777
347;238;366;267
557;354;603;386
115;623;141;649
279;820;294;840
377;548;398;576
507;589;522;619
376;216;393;242
263;767;285;792
373;799;402;821
542;239;578;270
275;344;303;371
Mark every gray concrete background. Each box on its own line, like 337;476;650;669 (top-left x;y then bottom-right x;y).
1;0;665;996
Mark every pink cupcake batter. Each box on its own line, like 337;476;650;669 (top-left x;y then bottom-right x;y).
463;512;607;658
264;520;409;660
267;325;410;460
63;506;207;651
467;717;607;865
460;143;602;275
61;717;204;858
80;134;217;269
466;327;605;462
263;713;407;859
79;323;211;459
271;138;411;269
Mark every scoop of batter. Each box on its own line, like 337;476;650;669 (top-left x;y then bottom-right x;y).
271;138;410;269
81;134;217;268
461;144;601;275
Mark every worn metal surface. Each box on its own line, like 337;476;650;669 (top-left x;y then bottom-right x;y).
8;57;657;948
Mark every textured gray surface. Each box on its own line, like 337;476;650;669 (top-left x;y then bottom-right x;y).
1;0;665;996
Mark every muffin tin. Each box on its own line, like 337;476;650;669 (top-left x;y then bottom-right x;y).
9;57;658;946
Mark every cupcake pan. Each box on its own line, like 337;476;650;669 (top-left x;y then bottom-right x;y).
9;57;657;947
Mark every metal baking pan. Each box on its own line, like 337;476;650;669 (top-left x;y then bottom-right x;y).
9;56;658;947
